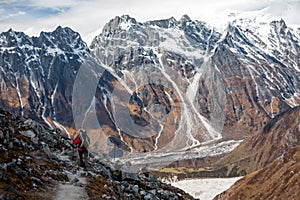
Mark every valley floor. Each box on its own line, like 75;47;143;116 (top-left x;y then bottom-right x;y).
171;177;242;200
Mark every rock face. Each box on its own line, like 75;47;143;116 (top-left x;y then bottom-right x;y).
1;15;300;157
0;108;194;199
215;106;300;175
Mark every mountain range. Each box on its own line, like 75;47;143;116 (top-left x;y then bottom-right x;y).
1;14;300;199
0;15;300;165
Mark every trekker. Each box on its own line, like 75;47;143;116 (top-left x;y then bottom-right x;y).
73;129;90;168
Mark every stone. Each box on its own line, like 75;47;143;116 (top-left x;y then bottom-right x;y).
0;171;6;180
20;130;35;138
25;156;33;161
16;158;23;165
0;194;12;200
23;119;33;127
123;172;139;180
162;190;171;197
132;184;139;194
144;193;154;200
13;138;21;146
70;177;79;184
4;185;19;197
31;177;41;183
15;169;28;177
171;195;179;200
80;171;90;177
148;189;157;195
0;163;7;171
31;137;39;145
74;181;84;187
0;130;4;140
139;190;146;196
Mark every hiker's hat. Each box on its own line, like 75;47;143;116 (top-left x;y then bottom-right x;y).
80;129;86;133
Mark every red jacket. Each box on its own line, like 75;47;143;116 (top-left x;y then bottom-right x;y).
73;136;87;151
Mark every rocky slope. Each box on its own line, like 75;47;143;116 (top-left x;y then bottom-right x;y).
0;15;300;163
213;105;300;199
0;108;194;199
214;145;300;200
215;106;300;175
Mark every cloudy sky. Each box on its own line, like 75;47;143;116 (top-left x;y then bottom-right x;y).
0;0;299;44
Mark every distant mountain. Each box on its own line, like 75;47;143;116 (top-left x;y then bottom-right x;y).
0;15;300;163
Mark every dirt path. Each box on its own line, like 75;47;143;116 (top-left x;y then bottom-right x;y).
54;170;88;200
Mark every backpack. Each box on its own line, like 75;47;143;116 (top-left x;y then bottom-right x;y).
79;130;90;148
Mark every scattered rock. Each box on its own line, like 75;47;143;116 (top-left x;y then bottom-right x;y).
148;189;157;195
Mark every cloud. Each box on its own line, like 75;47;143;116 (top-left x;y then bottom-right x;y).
28;0;78;8
0;0;299;44
266;0;300;23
